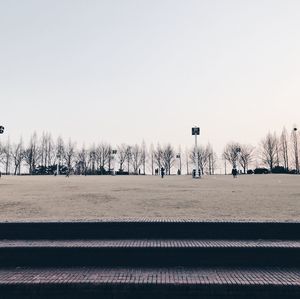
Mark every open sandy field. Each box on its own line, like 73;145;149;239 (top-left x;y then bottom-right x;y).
0;174;299;221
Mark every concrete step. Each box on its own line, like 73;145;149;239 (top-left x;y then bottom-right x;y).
0;239;299;267
0;267;299;298
0;220;299;240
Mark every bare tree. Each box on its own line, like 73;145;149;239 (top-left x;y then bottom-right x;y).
222;142;241;169
207;144;217;175
238;144;254;174
56;136;65;170
149;143;154;175
185;147;190;175
154;144;163;171
117;144;128;171
95;143;111;173
40;132;55;167
107;145;114;174
88;144;97;174
141;141;147;175
190;145;209;175
280;127;289;171
46;134;56;167
24;132;40;174
64;139;76;173
260;132;278;171
125;145;132;174
131;144;143;174
12;138;24;175
162;144;175;175
76;145;88;175
1;138;12;175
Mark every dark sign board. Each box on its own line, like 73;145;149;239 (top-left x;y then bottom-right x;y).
192;127;200;135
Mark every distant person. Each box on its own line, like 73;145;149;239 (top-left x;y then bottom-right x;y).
232;168;238;178
0;171;1;178
161;167;165;178
138;168;141;175
65;170;70;178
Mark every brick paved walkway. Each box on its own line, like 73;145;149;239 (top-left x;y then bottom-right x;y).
0;267;299;285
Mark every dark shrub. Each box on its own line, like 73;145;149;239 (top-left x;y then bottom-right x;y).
271;166;287;173
254;168;269;174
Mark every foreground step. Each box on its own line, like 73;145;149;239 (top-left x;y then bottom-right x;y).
0;221;299;298
0;239;300;267
0;221;299;240
0;267;299;298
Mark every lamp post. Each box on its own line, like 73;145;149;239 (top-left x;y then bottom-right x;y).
293;127;299;174
176;154;181;175
56;154;60;176
192;126;200;179
235;147;241;174
0;126;4;178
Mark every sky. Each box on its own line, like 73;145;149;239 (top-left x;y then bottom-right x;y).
1;0;300;155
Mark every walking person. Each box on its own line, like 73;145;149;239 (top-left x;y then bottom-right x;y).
161;167;165;179
232;168;238;178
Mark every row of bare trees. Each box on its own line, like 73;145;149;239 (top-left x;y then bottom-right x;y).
0;133;183;175
0;132;218;175
222;127;300;173
0;126;299;175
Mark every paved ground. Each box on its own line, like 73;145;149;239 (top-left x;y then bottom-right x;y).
0;174;299;221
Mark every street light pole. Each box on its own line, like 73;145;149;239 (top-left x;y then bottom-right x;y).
176;154;181;175
0;126;4;178
236;147;241;174
56;154;60;176
293;128;299;174
192;126;200;179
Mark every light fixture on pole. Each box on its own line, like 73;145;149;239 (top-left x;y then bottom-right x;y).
192;126;200;179
235;147;241;173
176;154;181;175
56;154;60;176
293;127;299;174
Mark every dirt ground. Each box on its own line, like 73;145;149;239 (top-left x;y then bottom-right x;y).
0;174;299;221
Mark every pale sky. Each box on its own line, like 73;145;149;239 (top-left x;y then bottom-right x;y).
1;0;300;155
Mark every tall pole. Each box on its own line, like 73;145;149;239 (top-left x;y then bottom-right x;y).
0;126;5;177
192;126;200;179
56;154;60;176
179;155;182;174
195;133;199;178
294;128;299;174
